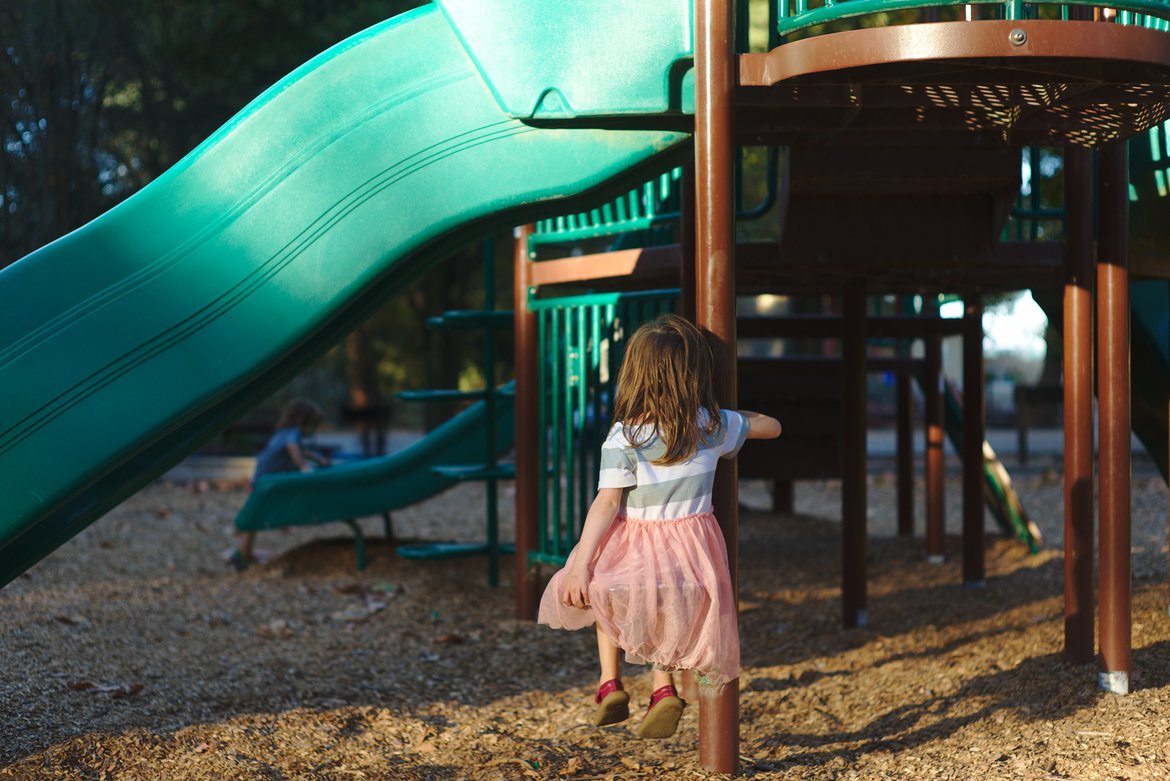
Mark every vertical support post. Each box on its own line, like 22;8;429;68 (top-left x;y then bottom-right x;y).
1063;145;1095;664
681;162;697;323
513;225;539;620
896;367;914;537
694;0;738;771
1016;387;1030;465
483;238;500;587
962;294;985;587
842;283;868;627
773;478;794;514
1097;142;1131;694
925;329;945;563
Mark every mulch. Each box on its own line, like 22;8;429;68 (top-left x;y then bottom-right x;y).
2;469;1169;780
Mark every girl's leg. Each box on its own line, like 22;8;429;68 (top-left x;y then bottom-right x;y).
238;531;257;561
651;667;674;691
593;625;630;726
596;624;622;685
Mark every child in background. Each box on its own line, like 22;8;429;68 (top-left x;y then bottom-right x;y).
226;398;331;571
538;314;781;739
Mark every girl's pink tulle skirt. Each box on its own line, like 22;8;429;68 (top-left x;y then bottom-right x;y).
537;512;740;686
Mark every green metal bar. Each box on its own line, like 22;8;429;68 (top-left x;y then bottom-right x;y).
1029;147;1041;242
561;307;575;558
482;237;499;588
576;305;590;536
590;304;604;503
537;310;549;559
529;288;682;311
550;309;563;558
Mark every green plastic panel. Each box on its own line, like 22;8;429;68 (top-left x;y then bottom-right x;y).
436;0;694;119
235;390;514;531
0;4;689;587
1034;283;1170;482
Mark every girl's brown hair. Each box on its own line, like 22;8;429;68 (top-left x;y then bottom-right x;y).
611;313;722;464
275;398;324;432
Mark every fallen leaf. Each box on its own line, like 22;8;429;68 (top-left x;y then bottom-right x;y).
110;683;144;699
255;619;292;639
331;607;372;624
433;634;464;645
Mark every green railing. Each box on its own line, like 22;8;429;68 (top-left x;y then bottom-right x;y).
529;289;678;568
529;149;781;253
775;0;1170;38
530;168;685;248
1133;120;1170;200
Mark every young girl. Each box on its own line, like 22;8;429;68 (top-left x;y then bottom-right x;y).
227;397;331;571
539;314;781;739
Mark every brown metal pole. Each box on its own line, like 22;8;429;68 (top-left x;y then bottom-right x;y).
694;0;738;771
925;331;945;563
678;160;698;734
962;294;985;586
681;161;697;323
773;478;794;514
842;282;868;628
1097;142;1131;694
513;225;539;620
1063;146;1095;665
896;368;914;537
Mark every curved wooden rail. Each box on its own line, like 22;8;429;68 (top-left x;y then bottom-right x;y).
738;20;1170;146
741;21;1170;85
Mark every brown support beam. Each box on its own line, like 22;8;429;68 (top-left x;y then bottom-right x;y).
681;162;697;323
1063;146;1095;665
962;294;985;586
925;331;945;563
896;369;914;537
527;245;681;288
694;0;738;771
737;315;966;340
842;283;869;627
1097;142;1132;695
513;225;539;620
773;478;794;514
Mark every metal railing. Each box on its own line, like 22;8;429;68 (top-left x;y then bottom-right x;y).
774;0;1170;39
528;289;678;567
528;148;781;254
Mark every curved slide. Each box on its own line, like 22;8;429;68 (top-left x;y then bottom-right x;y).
234;391;514;533
0;2;692;587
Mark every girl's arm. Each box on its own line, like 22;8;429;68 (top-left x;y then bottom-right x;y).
284;441;311;472
740;409;782;439
561;487;624;609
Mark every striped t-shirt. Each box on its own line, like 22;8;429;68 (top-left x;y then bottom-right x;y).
597;408;750;521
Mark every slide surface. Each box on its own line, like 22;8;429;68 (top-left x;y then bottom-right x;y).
1034;283;1169;480
235;391;514;532
0;2;690;587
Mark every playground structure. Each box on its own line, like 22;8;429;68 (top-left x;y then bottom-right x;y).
2;0;1170;775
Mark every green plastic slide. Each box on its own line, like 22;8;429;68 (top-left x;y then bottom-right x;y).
1034;281;1170;484
234;389;514;534
0;1;693;587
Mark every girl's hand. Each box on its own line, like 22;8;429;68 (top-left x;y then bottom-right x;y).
561;566;591;609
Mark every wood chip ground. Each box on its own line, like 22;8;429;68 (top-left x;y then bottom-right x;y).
2;466;1169;780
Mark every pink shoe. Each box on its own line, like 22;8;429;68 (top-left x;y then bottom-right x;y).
593;679;630;726
635;684;686;739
